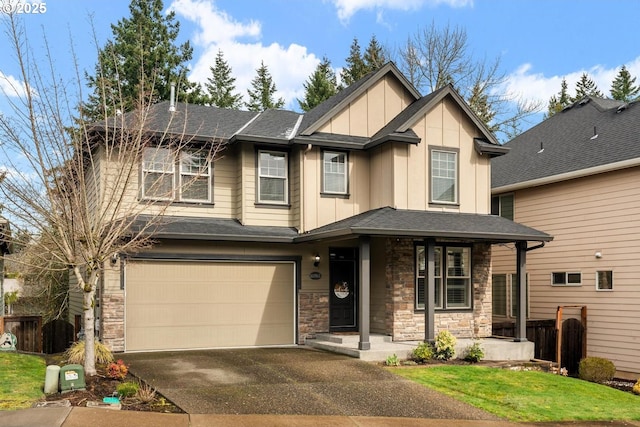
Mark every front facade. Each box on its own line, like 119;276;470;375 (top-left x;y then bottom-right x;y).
492;97;640;377
70;63;550;354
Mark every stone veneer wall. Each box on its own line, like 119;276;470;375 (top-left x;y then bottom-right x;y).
385;238;492;341
298;291;329;343
100;261;125;352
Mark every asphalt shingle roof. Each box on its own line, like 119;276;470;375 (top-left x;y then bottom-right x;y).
296;207;552;243
492;97;640;189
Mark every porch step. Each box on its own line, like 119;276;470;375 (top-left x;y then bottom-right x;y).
314;333;392;344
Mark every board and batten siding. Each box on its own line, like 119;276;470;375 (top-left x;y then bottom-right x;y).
492;165;640;376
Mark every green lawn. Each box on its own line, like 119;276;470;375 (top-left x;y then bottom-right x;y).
393;365;640;422
0;352;46;410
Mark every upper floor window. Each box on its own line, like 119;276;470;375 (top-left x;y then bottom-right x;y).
430;148;458;204
258;150;288;204
491;194;514;220
323;151;348;195
142;147;211;202
416;244;471;310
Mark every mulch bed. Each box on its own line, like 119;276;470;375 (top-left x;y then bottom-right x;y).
42;354;183;413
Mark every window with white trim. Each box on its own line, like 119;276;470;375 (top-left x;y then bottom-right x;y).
551;272;582;286
416;245;470;310
142;147;211;202
431;149;458;204
323;151;347;194
596;271;613;291
258;150;288;204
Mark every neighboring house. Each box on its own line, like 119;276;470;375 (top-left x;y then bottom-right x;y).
70;62;551;355
0;218;11;317
492;96;640;377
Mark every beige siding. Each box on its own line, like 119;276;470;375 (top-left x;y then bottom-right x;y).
302;147;371;230
68;270;83;324
370;238;387;333
492;166;640;375
369;145;395;209
317;75;414;137
401;97;491;213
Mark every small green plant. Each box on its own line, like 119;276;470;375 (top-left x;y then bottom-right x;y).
463;341;484;363
117;381;140;398
64;340;114;365
578;357;616;384
135;382;157;403
106;359;129;380
411;342;434;363
385;354;400;366
434;330;456;361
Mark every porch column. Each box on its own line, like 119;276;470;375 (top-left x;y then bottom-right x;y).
515;241;528;342
358;236;371;350
424;238;436;343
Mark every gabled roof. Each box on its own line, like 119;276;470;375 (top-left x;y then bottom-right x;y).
297;62;422;136
295;207;552;243
492;97;640;192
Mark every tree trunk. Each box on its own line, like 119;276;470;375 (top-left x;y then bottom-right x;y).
74;267;97;376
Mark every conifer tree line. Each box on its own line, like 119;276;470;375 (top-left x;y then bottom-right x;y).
82;0;639;139
546;66;640;117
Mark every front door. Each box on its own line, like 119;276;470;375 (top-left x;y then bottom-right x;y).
329;248;358;331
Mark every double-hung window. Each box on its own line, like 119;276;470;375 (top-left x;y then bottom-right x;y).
142;147;175;200
323;151;348;195
491;194;514;220
492;273;529;318
141;147;211;202
430;148;458;204
416;245;471;310
180;150;211;202
258;150;288;204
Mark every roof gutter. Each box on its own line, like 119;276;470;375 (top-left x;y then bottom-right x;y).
493;157;640;193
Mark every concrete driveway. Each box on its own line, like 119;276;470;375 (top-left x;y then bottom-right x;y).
122;347;499;419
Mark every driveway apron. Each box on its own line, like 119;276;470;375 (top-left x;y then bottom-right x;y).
122;347;499;419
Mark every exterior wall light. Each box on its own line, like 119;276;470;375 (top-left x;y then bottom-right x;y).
313;254;320;268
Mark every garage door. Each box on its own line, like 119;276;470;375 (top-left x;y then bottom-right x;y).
125;260;295;351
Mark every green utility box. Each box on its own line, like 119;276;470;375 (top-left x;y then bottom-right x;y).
59;364;86;393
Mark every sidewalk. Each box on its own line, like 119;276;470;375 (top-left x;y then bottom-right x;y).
3;407;640;427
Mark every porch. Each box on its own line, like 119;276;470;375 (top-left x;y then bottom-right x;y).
305;333;534;362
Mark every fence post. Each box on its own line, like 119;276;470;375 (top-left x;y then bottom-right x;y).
556;306;563;370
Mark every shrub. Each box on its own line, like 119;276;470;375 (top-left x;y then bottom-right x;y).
135;382;157;403
412;342;434;363
385;354;400;367
64;340;114;365
578;357;616;384
633;380;640;396
117;381;140;398
106;359;129;380
434;330;456;361
463;341;484;363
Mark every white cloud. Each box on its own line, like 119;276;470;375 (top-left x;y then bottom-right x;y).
330;0;473;23
501;57;640;106
0;71;29;98
169;0;320;110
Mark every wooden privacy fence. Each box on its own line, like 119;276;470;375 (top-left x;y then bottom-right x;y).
493;319;557;361
0;315;42;353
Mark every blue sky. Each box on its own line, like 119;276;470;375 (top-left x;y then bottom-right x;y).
2;0;640;126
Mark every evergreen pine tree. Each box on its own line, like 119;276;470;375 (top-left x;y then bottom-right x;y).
610;65;640;101
205;50;243;109
573;73;603;101
83;0;203;121
298;57;338;112
547;78;571;118
340;37;367;88
245;61;285;111
363;35;387;72
468;81;497;132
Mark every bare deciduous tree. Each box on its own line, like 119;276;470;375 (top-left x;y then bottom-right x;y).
0;14;222;375
395;21;542;141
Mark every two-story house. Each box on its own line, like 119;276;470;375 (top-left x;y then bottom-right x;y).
492;96;640;378
70;63;551;357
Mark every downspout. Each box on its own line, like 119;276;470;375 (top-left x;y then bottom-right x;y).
300;144;312;233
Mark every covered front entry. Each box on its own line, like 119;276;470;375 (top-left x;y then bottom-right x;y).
125;260;296;352
329;248;358;332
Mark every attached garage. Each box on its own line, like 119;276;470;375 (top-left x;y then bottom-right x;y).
124;260;296;352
